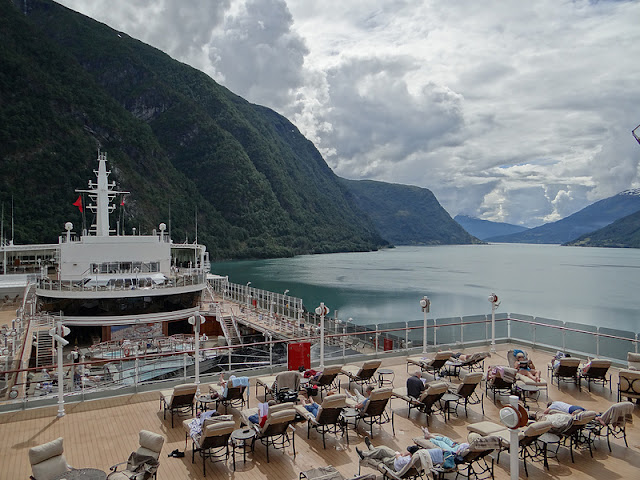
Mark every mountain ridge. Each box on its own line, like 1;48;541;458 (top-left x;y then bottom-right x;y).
486;191;640;244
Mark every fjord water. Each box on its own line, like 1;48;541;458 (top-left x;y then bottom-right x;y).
211;244;640;333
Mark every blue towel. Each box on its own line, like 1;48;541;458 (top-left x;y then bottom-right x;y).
513;349;525;358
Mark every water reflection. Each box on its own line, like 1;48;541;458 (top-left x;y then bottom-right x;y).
211;244;640;332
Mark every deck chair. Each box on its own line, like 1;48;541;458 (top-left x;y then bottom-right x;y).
553;410;597;462
627;352;640;370
210;377;249;412
300;465;376;480
506;349;548;395
342;360;382;389
299;393;348;448
394;381;448;424
494;421;552;477
274;370;301;403
159;383;196;427
485;366;517;402
252;407;298;462
548;357;581;390
447;371;484;417
359;446;430;480
586;401;634;452
310;365;342;397
618;369;640;402
187;420;235;476
107;430;164;480
425;435;502;480
29;437;72;480
255;374;278;400
352;386;395;438
579;359;612;392
442;352;491;378
408;351;453;377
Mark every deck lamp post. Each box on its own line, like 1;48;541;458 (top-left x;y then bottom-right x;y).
188;314;206;395
500;395;523;480
488;293;500;353
315;302;330;368
49;321;70;417
420;296;430;353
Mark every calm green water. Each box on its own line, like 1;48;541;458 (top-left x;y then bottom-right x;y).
211;244;640;333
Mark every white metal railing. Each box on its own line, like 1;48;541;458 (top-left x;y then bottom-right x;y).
1;312;638;410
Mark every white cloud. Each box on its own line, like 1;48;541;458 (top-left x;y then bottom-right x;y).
58;0;640;227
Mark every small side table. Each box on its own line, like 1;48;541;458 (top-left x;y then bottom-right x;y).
340;407;359;444
517;385;541;409
377;368;395;387
537;432;560;470
231;427;256;470
197;394;216;414
440;393;460;421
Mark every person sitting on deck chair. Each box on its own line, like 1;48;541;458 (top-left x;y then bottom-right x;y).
407;370;426;399
346;385;375;411
299;389;337;417
514;351;541;382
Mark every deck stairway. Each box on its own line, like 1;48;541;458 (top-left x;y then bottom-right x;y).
219;309;242;346
33;316;55;368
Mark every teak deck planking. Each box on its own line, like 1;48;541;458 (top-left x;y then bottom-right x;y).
1;345;639;479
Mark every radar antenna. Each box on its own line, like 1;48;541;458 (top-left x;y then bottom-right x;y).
633;124;640;145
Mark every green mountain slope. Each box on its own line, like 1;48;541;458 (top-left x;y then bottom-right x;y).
566;210;640;248
341;179;482;245
1;0;386;258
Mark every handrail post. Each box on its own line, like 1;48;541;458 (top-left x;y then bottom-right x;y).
183;353;187;381
375;324;379;355
343;326;346;359
636;334;638;353
405;322;409;352
562;322;566;352
134;356;139;392
596;327;600;357
460;317;463;346
507;317;511;343
532;324;536;348
269;334;273;370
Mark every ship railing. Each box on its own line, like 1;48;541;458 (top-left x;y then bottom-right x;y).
36;272;206;293
208;278;304;323
1;313;639;410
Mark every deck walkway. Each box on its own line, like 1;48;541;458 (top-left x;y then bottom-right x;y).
1;345;639;479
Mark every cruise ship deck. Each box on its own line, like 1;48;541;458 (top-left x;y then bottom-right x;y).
1;340;638;480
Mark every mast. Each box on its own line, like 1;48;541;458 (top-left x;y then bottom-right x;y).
76;151;129;237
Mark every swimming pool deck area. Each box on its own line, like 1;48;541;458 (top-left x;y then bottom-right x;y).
1;344;639;480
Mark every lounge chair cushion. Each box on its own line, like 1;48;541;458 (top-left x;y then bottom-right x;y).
138;430;164;458
29;437;68;480
628;353;640;370
466;421;507;436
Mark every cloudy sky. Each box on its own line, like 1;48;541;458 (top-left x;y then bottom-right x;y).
58;0;640;227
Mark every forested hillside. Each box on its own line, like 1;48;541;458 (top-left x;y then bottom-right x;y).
341;179;482;245
566;210;640;248
1;0;386;259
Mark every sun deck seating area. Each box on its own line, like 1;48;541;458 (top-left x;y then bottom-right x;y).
2;344;640;480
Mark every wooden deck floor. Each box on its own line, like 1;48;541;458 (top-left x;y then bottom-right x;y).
1;345;639;479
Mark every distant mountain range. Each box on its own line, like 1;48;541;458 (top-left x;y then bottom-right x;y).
454;215;528;241
485;189;640;244
344;181;482;245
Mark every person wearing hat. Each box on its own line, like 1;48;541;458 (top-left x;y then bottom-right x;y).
514;351;541;382
356;438;420;472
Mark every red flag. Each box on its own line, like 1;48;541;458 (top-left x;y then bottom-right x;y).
73;195;83;213
120;196;125;206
